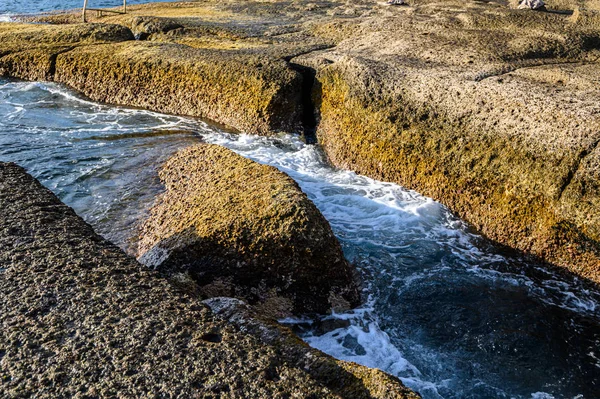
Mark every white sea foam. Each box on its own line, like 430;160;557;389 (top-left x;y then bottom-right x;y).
530;393;555;399
0;14;13;22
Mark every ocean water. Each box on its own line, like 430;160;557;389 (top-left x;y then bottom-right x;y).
1;78;599;399
0;0;174;18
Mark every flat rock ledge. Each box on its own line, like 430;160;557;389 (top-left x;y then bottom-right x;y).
0;162;419;399
137;144;360;317
1;0;599;282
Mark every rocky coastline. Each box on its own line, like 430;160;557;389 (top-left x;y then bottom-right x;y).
1;0;600;395
1;0;599;284
0;161;418;398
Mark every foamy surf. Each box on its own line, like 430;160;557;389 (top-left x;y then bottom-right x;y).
204;132;600;398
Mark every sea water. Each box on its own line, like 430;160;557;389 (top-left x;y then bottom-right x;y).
0;79;599;399
0;0;174;19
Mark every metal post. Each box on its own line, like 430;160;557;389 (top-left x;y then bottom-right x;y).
123;0;127;14
82;0;88;22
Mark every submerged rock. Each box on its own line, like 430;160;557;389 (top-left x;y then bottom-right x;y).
0;161;418;398
137;144;360;317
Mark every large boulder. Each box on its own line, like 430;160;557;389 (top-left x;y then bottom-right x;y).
0;161;419;399
137;144;360;316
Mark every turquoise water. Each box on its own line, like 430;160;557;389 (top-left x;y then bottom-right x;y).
1;78;599;399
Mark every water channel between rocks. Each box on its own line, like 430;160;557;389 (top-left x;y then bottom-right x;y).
1;79;599;399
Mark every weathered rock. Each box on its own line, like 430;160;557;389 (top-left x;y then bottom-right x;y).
137;144;360;317
128;16;183;40
53;40;303;135
0;23;133;80
293;0;600;283
204;297;419;399
0;161;419;399
2;0;600;282
1;1;339;135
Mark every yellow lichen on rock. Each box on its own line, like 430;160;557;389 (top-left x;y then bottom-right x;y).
2;0;600;283
137;143;361;316
298;0;600;282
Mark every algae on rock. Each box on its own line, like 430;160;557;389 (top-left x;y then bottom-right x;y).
2;0;600;283
137;144;361;317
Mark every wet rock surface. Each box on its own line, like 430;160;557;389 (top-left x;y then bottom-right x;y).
0;161;418;398
137;144;361;317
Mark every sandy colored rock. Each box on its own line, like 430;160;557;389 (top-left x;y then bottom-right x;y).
1;0;600;281
1;2;336;135
293;0;600;283
0;161;419;399
137;144;360;316
0;22;133;81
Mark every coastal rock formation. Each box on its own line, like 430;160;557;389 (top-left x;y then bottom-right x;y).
137;144;360;316
1;0;599;282
0;22;133;81
0;162;418;398
0;19;307;135
298;1;600;283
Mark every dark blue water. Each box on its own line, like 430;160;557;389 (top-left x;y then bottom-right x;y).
0;0;173;17
0;78;599;398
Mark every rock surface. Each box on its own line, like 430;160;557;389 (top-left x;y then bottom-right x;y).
137;144;360;317
0;161;419;399
1;0;600;281
297;0;600;283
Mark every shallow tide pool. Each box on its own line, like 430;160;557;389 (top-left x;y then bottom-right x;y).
1;79;599;399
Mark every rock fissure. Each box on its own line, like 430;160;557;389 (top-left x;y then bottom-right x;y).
558;136;600;202
47;46;76;79
289;62;319;143
283;44;335;62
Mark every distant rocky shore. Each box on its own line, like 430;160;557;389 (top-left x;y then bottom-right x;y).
1;0;599;285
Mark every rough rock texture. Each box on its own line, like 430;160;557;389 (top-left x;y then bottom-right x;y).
0;162;419;399
0;15;311;135
54;41;303;135
296;1;600;283
137;144;360;317
2;0;600;281
204;297;419;399
0;23;133;81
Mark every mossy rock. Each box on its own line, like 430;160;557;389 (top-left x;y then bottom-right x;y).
137;144;361;316
296;0;600;282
